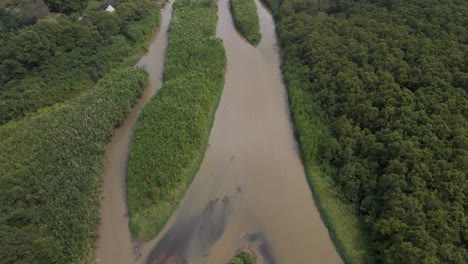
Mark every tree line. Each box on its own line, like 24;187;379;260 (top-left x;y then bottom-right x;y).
266;0;467;263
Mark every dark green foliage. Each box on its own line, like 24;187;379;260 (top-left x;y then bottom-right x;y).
127;0;226;239
11;28;55;67
87;10;123;37
0;9;23;54
44;0;88;13
0;68;148;263
230;0;261;45
0;0;159;125
275;0;468;263
6;0;51;24
116;0;155;21
260;0;279;14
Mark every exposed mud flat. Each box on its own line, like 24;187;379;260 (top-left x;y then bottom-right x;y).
94;3;174;264
141;0;342;263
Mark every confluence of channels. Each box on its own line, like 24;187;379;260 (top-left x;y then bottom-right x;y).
141;0;341;263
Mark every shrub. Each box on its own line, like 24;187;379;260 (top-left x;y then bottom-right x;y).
231;252;254;264
230;0;261;45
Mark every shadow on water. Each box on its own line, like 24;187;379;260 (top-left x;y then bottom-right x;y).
147;198;231;264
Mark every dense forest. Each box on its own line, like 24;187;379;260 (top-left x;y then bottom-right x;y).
267;0;467;263
0;0;159;125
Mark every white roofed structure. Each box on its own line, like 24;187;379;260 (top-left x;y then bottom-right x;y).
105;5;115;13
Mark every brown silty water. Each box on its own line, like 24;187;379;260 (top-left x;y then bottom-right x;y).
140;0;342;263
94;2;173;264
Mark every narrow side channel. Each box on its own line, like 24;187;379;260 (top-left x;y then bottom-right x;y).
94;3;174;264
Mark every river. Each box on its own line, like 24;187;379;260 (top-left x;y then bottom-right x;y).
139;0;342;263
94;2;174;263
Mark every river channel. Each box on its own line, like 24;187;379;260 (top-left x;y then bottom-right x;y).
141;0;341;263
94;2;174;263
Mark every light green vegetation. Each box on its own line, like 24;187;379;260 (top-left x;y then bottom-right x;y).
127;0;226;240
230;0;261;45
231;251;254;264
0;68;148;263
85;0;102;12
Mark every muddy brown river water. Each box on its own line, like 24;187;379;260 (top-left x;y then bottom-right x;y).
140;0;342;263
95;0;341;263
94;2;173;263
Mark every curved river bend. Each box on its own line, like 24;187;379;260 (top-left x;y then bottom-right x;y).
141;0;342;263
94;2;174;263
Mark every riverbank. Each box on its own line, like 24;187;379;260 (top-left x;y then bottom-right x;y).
258;0;371;263
281;58;371;264
264;0;467;263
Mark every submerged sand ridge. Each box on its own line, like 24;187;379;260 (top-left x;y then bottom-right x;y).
142;0;342;263
94;2;174;263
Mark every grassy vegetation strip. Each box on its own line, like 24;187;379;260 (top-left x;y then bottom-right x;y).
0;68;148;263
230;0;261;45
282;59;371;263
127;0;226;240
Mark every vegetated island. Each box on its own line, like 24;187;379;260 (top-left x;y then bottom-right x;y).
127;0;227;240
229;0;261;45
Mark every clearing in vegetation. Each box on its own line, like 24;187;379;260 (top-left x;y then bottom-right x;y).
127;0;227;240
229;0;261;45
0;68;148;263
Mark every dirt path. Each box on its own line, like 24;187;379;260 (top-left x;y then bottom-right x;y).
140;0;342;263
94;3;174;263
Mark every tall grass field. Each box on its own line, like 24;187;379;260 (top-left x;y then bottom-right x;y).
0;68;148;263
